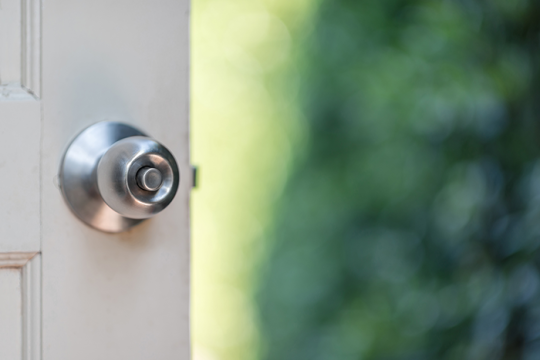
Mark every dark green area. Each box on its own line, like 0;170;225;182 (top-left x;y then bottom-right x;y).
256;1;540;359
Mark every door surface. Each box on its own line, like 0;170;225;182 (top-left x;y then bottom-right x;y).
0;1;191;359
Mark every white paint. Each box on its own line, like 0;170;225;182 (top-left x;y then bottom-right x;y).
0;0;40;93
0;253;40;360
0;0;41;253
0;2;43;359
0;0;22;84
0;101;40;252
21;0;41;96
0;0;191;358
41;0;191;359
22;254;41;360
0;268;22;360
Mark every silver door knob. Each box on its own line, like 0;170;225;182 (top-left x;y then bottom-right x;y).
59;121;180;233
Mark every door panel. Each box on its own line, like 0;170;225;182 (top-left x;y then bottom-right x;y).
0;0;190;359
0;0;43;358
0;268;22;360
0;254;40;360
0;0;41;252
41;0;190;359
0;102;40;252
0;0;40;95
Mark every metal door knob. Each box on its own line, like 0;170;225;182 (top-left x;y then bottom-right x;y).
59;122;180;233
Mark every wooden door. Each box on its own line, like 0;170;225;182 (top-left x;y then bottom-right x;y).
0;1;191;359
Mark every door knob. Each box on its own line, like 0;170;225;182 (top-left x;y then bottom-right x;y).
59;121;180;233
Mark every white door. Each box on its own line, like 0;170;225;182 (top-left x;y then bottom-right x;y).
0;1;191;359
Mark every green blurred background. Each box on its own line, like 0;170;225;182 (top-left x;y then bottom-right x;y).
192;0;540;359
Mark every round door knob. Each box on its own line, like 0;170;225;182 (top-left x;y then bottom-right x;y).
97;136;179;220
59;121;180;233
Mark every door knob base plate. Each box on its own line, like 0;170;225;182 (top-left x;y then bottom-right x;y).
59;121;147;233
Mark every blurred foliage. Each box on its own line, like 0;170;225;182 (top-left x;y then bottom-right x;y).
191;0;313;359
256;1;540;359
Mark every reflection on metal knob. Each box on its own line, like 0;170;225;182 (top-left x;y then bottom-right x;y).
97;136;178;220
59;121;180;233
137;167;163;192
